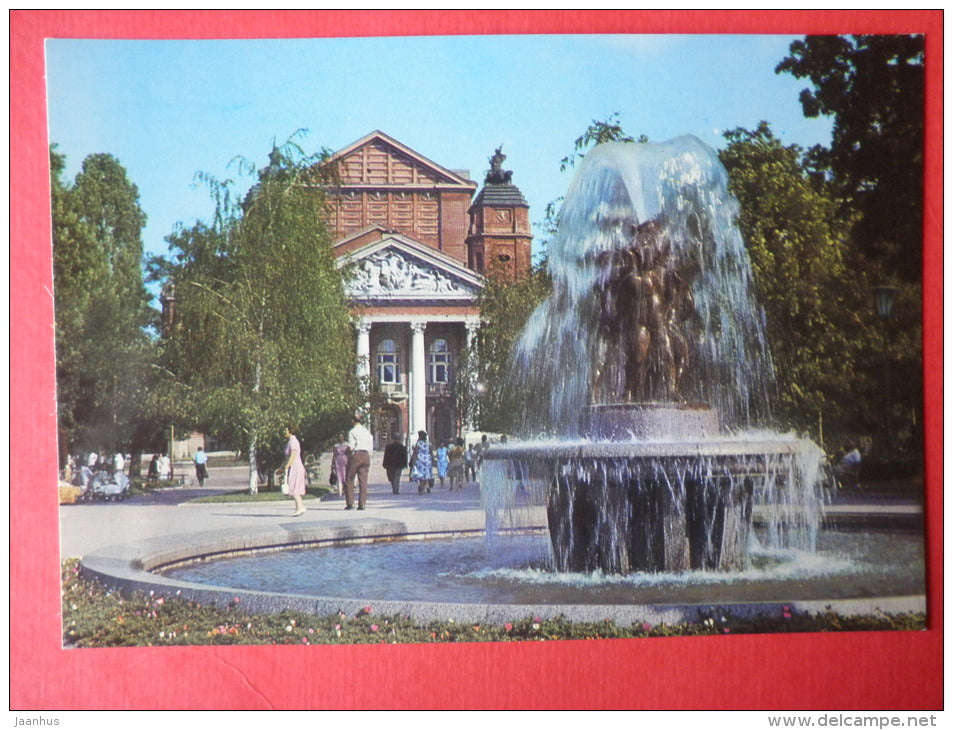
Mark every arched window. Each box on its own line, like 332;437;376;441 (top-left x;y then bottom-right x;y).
429;339;452;384
377;339;400;384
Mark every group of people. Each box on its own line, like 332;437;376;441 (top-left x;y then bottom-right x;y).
385;431;488;495
405;432;478;494
280;419;495;516
65;450;131;486
282;414;376;515
146;452;173;482
67;449;207;490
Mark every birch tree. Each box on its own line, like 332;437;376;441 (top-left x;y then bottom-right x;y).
151;138;359;492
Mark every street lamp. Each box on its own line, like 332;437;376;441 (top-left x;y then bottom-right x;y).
872;285;899;456
874;286;899;321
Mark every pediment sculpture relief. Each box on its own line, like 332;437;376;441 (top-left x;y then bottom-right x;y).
347;249;474;297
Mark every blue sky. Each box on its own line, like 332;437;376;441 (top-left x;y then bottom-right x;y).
46;34;833;276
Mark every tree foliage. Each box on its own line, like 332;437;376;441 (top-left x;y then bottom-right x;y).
51;147;156;461
537;114;646;260
558;112;637;172
719;123;873;435
776;34;925;283
150;138;360;491
471;267;551;435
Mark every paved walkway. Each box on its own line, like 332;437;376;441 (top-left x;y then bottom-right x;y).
61;456;926;625
60;455;924;560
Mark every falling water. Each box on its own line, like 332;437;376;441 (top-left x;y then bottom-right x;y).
514;136;775;436
483;137;828;574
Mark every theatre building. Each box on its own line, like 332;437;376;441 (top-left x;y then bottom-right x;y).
324;131;532;448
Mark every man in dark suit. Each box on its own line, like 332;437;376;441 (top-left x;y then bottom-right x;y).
382;438;409;494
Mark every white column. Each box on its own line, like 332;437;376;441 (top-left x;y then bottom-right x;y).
356;319;371;382
465;319;481;431
356;319;372;415
411;321;427;437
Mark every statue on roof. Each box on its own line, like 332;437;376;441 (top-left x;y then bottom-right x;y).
486;145;514;184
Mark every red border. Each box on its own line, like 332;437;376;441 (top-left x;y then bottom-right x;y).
11;10;942;710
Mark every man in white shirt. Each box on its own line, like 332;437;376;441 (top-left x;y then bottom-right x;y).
193;447;209;487
345;413;374;510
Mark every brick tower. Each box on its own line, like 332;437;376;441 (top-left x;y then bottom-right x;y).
466;146;532;280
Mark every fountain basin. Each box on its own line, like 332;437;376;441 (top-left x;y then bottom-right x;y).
77;518;924;627
483;431;822;575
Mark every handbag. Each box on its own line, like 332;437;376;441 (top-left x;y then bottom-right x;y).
329;468;338;486
281;468;290;494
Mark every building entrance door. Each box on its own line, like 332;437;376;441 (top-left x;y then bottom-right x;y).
375;405;401;450
431;404;453;448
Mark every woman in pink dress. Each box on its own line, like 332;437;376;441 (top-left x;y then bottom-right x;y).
332;432;349;497
283;425;307;516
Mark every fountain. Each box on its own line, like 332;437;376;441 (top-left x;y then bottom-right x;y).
483;136;825;575
79;136;909;632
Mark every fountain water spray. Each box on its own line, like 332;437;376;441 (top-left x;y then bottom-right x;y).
483;136;827;574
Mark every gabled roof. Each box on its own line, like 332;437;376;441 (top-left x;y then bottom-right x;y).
331;224;397;252
326;130;477;189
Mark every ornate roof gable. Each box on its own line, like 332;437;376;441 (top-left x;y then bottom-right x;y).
327;131;476;190
338;233;484;303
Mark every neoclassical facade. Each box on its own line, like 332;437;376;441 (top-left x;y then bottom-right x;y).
324;131;532;448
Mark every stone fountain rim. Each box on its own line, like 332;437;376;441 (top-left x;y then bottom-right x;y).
483;437;809;461
77;519;925;626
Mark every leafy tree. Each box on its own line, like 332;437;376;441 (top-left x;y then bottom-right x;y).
51;147;156;464
150;138;360;492
470;266;551;435
776;34;925;283
558;112;637;172
476;116;645;434
536;114;646;261
719;123;874;436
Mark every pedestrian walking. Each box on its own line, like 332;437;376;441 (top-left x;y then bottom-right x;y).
409;431;435;494
345;414;373;510
283;425;307;516
332;433;349;497
464;444;477;483
448;437;465;491
436;442;450;488
382;438;408;494
193;447;209;487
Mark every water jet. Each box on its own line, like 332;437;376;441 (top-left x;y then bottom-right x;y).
484;136;825;575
